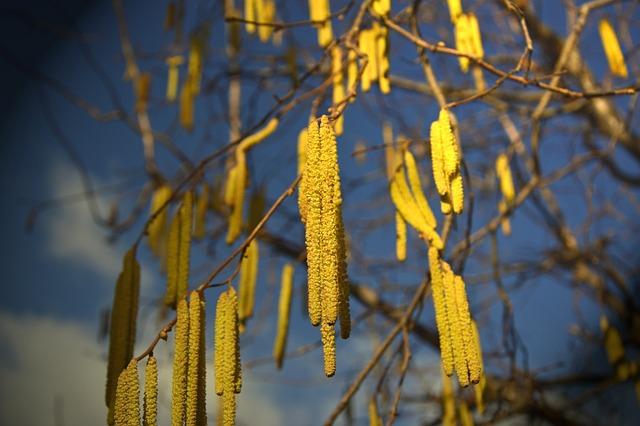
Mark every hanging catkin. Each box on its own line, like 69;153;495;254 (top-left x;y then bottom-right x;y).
187;35;204;96
179;80;195;132
257;0;276;42
359;29;373;92
430;109;464;214
331;45;345;136
244;0;256;33
186;291;207;426
308;0;333;47
446;0;462;23
371;0;390;17
347;50;357;101
165;191;194;308
215;288;242;426
238;240;259;330
166;55;183;102
114;359;140;426
429;247;454;376
458;402;474;426
297;127;308;223
598;19;628;78
273;263;294;369
194;184;210;240
107;248;141;424
171;299;190;426
374;22;391;94
495;153;515;206
441;366;456;426
368;396;382;426
395;211;407;262
135;73;152;113
471;321;486;414
148;184;172;260
143;356;158;426
300;116;350;375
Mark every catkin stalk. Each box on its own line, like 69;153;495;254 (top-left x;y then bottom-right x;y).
143;356;158;426
107;248;141;423
273;263;294;369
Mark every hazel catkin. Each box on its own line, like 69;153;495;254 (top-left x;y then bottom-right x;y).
143;355;158;426
273;263;294;369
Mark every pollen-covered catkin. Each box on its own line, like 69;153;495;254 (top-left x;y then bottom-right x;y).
114;359;140;426
442;263;468;386
430;120;448;197
297;127;309;223
214;291;227;396
171;299;189;426
430;110;463;215
106;248;140;423
598;19;628;78
143;355;158;426
321;320;337;377
429;247;454;376
186;291;206;426
336;211;351;340
450;171;464;215
471;321;486;414
454;275;480;384
273;263;294;369
404;150;437;228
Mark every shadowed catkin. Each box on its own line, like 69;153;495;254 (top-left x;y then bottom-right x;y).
179;80;195;132
601;316;625;367
215;288;242;426
165;191;193;308
187;36;204;95
441;366;456;426
368;396;382;426
106;248;140;424
194;184;210;240
114;359;140;426
273;263;294;369
347;50;357;101
598;19;628;78
223;165;238;208
238;240;259;331
309;0;333;47
148;185;172;259
337;211;351;340
135;73;151;113
143;356;158;426
471;321;486;414
331;46;345;135
459;402;473;426
171;299;189;426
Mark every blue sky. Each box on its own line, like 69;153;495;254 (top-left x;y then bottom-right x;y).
1;0;639;425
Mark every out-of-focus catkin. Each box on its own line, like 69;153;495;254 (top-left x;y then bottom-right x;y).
441;366;456;426
471;321;486;414
166;55;183;102
459;402;474;426
143;355;158;426
395;211;407;262
135;72;152;113
171;299;189;426
331;46;345;136
148;184;172;261
194;184;210;240
495;153;515;206
179;80;195;132
165;192;193;308
107;248;140;423
598;19;628;78
273;263;294;369
114;359;140;426
309;0;333;47
368;396;382;426
238;240;259;331
446;0;462;23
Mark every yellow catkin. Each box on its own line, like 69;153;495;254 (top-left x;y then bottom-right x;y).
429;248;454;376
135;72;152;113
442;262;468;386
214;291;227;396
218;288;241;426
148;185;172;258
599;19;628;78
304;119;323;326
331;46;345;136
395;211;407;262
171;299;189;426
459;402;474;426
114;359;140;426
375;23;391;94
430;120;448;197
173;192;193;305
441;366;456;426
404;150;437;228
455;13;471;73
498;200;511;236
321;320;337;377
106;248;140;423
186;291;206;426
187;36;204;96
298;127;309;223
454;275;480;384
450;171;464;214
446;0;462;23
495;153;515;206
368;396;382;426
226;151;247;244
371;0;390;17
179;80;195;132
144;356;158;426
309;0;333;47
439;109;459;177
320;115;341;326
238;240;259;329
257;0;276;42
468;13;484;59
239;117;279;151
604;325;625;366
471;321;486;414
223;164;237;208
347;49;357;101
244;0;256;33
194;184;210;240
359;30;372;92
273;263;294;369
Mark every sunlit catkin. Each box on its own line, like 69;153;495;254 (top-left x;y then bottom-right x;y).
495;153;515;206
598;19;628;78
321;320;337;377
309;0;333;47
148;185;172;259
454;275;480;384
114;359;140;426
215;288;242;426
395;211;407;262
226;151;247;244
374;23;391;94
257;0;276;42
442;262;468;386
429;247;454;376
244;0;256;33
455;13;471;73
347;50;357;101
471;321;486;414
446;0;462;23
171;299;189;426
430;109;463;214
430;119;448;197
273;263;294;369
404;150;437;228
107;248;140;422
359;30;373;92
186;291;206;426
331;46;345;135
143;356;158;426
